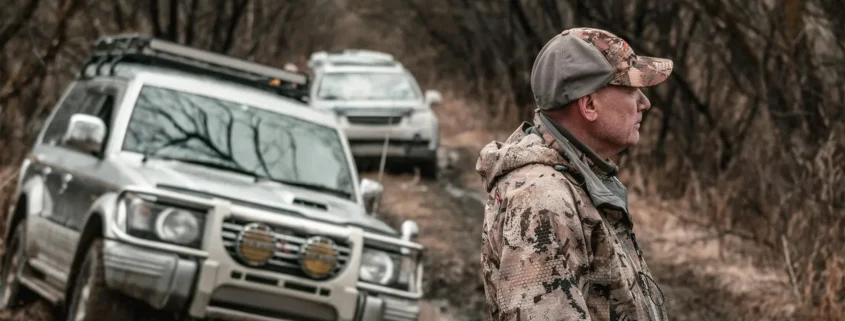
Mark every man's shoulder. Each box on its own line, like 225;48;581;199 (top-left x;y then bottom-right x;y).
501;163;574;189
497;164;582;210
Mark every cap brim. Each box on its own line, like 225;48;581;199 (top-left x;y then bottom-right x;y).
609;56;673;88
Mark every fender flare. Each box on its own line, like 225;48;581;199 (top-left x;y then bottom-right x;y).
78;192;121;241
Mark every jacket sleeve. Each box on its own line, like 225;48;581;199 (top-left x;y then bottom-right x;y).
494;172;593;321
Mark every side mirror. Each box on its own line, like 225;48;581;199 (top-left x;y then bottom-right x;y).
61;114;106;155
360;178;384;215
401;220;419;242
424;90;442;107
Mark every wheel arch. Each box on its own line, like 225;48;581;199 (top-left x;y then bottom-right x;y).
64;192;120;307
4;175;47;245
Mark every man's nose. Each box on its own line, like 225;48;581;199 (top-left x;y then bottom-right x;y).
638;89;651;111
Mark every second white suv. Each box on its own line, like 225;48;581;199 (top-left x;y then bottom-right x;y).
306;50;441;178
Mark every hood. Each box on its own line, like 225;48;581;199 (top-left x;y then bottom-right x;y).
475;122;566;192
118;159;398;236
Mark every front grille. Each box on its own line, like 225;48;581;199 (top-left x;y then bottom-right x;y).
347;116;403;125
221;217;352;280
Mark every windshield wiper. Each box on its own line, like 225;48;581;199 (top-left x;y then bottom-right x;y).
265;178;353;199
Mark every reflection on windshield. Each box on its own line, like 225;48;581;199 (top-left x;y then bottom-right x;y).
317;72;419;100
122;85;355;199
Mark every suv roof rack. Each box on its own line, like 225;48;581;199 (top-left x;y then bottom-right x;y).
78;34;310;103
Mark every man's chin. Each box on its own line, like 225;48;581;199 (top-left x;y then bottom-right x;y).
628;133;640;146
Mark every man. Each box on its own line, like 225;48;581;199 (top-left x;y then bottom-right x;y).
476;27;672;321
283;62;300;73
281;62;301;89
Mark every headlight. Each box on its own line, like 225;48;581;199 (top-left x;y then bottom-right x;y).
360;249;394;285
122;194;205;248
408;109;433;127
359;246;420;291
155;208;201;245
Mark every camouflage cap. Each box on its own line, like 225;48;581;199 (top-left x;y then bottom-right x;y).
531;27;674;110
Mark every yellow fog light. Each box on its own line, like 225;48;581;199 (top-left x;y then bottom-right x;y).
300;237;339;279
236;223;275;266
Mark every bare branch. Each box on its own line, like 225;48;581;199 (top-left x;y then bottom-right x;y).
0;0;40;48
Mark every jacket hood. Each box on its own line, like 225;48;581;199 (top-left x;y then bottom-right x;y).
476;112;632;219
475;122;566;192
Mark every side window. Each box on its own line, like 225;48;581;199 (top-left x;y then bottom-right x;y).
42;83;90;145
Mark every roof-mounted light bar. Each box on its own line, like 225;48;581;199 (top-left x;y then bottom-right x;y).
307;49;398;69
78;33;310;103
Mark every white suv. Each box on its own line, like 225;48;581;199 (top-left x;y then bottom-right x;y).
306;50;442;178
0;35;424;321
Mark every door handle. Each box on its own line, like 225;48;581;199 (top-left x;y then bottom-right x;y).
58;173;73;194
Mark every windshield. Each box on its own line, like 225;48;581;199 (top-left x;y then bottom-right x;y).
122;85;356;200
316;72;419;100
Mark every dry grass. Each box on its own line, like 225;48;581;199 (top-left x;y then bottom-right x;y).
629;193;801;321
623;115;845;320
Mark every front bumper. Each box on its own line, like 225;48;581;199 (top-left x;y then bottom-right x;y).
102;239;197;311
106;188;423;321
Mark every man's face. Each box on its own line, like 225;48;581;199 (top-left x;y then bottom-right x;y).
589;85;651;150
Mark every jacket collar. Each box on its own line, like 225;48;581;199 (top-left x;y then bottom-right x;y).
531;111;631;221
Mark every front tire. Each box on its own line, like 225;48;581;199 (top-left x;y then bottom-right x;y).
419;157;438;180
65;239;135;321
0;221;35;309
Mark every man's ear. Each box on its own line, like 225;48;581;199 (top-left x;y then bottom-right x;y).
578;95;598;122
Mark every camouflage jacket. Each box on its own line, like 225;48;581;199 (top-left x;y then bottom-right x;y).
475;115;667;321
